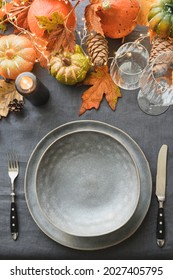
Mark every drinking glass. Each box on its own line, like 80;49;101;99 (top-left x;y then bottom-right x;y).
137;51;173;115
110;42;149;90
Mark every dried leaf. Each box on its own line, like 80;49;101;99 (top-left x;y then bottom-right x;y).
0;0;11;32
35;47;50;68
3;0;33;31
79;66;121;115
84;0;104;35
37;11;76;52
136;0;156;26
85;0;103;32
30;35;50;68
46;25;76;53
14;7;29;30
36;12;64;33
0;80;23;119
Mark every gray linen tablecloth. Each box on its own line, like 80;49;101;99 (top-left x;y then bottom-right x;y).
1;2;173;260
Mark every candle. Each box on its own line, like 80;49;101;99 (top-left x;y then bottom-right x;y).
15;72;49;106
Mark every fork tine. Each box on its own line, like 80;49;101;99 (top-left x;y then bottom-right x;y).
7;151;18;170
7;152;12;168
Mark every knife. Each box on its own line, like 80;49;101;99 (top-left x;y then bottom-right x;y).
156;144;168;247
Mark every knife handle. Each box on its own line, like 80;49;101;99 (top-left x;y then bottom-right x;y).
10;202;18;241
156;206;165;247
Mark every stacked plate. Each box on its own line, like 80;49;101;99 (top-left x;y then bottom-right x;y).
24;120;152;250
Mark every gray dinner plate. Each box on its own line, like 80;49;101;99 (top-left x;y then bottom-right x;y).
36;130;140;237
24;120;152;250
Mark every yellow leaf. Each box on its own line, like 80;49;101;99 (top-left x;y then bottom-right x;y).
36;12;64;33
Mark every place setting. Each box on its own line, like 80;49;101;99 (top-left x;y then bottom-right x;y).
6;120;169;251
0;0;173;259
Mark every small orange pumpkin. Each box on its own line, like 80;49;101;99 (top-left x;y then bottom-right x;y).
97;0;140;38
27;0;76;37
0;35;37;80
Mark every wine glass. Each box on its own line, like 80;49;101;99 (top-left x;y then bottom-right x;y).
137;51;173;115
110;42;149;90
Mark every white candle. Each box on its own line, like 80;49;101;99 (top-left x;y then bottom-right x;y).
19;76;34;91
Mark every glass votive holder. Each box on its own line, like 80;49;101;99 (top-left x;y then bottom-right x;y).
110;42;149;90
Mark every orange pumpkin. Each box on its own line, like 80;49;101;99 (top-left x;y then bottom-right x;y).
27;0;76;37
0;35;37;80
97;0;140;38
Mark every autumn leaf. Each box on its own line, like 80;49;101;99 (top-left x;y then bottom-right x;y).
36;12;64;33
0;80;23;119
14;7;30;31
0;0;13;32
79;66;121;115
84;0;104;35
29;35;50;68
0;0;33;32
10;1;32;28
136;0;156;26
37;11;76;52
46;25;76;53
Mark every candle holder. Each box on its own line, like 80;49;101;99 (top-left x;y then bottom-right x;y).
15;72;50;106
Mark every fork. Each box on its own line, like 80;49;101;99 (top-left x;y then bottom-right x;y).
8;152;19;241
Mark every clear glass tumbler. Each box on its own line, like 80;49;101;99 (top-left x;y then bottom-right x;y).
110;42;149;90
137;51;173;115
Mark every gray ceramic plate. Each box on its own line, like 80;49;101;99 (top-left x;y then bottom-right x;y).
25;120;152;250
36;130;140;237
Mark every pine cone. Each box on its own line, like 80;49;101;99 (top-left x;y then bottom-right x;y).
8;99;24;112
86;33;108;66
149;37;173;63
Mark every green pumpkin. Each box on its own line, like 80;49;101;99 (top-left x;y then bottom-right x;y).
50;45;90;85
148;0;173;38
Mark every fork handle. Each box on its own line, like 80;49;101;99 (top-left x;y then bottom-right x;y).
10;202;18;240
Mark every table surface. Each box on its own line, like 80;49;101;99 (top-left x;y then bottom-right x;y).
1;3;173;260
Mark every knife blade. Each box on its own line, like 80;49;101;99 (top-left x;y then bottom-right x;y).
156;144;168;247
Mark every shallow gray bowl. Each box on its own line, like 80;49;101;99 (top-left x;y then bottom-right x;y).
35;130;140;237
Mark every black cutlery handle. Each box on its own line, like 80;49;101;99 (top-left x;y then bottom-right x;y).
156;207;165;247
10;202;18;240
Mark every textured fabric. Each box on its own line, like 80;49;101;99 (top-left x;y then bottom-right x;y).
0;4;173;259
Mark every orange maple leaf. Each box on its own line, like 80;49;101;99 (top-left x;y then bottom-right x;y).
46;25;76;53
79;66;121;115
84;0;104;35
